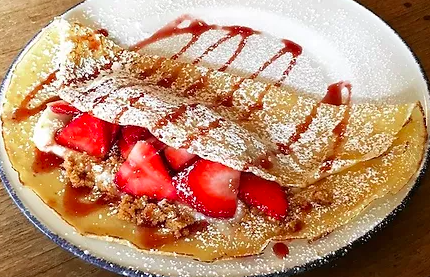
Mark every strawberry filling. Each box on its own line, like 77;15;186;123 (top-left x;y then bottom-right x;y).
49;100;81;115
174;160;241;218
48;104;289;219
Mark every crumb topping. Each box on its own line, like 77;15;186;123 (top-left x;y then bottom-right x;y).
118;195;196;238
62;149;122;196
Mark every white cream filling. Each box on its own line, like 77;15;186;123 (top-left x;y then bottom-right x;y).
32;106;73;158
176;200;246;235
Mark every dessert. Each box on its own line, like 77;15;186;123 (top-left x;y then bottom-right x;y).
1;18;427;262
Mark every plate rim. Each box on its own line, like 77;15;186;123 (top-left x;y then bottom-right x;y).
0;1;429;276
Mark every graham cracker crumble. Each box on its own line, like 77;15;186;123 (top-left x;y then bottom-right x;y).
60;142;335;239
61;149;196;237
62;148;122;197
118;195;196;238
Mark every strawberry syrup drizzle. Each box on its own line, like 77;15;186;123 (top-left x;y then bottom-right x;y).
131;15;260;68
131;15;302;103
183;73;210;96
63;184;114;217
139;57;166;80
96;28;109;37
272;242;290;259
276;105;320;155
240;84;272;121
12;71;60;122
32;148;64;173
192;26;258;67
154;104;190;129
320;82;352;173
113;91;151;124
156;64;185;88
215;39;302;108
182;118;225;149
250;39;302;80
276;81;352;156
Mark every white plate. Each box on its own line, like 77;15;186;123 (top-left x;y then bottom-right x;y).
1;0;429;276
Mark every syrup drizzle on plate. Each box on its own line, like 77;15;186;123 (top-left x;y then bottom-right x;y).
32;148;64;173
63;184;115;217
272;242;290;259
12;71;59;122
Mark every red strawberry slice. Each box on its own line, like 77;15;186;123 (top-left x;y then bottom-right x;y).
174;160;240;218
115;141;176;200
118;126;151;158
49;100;81;115
164;147;197;171
238;173;288;219
118;137;135;159
121;126;151;144
55;113;119;158
146;135;167;151
117;126;167;158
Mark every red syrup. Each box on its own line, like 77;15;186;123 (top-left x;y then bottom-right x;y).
63;185;113;217
276;81;352;156
156;64;184;88
12;71;60;122
32;148;64;173
182;118;225;149
240;84;272;121
183;73;210;96
154;104;190;129
250;39;302;80
272;242;290;259
131;15;261;69
192;26;258;67
96;28;109;37
131;15;302;93
217;39;302;108
320;81;352;172
139;221;208;249
276;105;319;155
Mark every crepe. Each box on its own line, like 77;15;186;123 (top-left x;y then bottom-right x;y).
1;19;427;261
55;21;419;188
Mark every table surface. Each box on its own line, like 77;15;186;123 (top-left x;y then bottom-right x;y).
1;0;430;276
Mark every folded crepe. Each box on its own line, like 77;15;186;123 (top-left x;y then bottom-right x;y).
55;21;421;189
6;20;425;260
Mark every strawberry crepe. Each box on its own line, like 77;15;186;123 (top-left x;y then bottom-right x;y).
55;21;418;188
2;19;426;261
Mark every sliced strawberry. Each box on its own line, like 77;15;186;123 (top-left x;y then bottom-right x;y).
115;141;176;200
111;125;121;143
55;113;119;158
118;137;134;159
238;173;288;220
164;147;197;171
146;135;167;151
174;160;240;218
118;126;151;159
121;126;151;144
49;100;80;115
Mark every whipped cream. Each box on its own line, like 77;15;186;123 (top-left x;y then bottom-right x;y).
32;105;72;157
176;200;246;236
